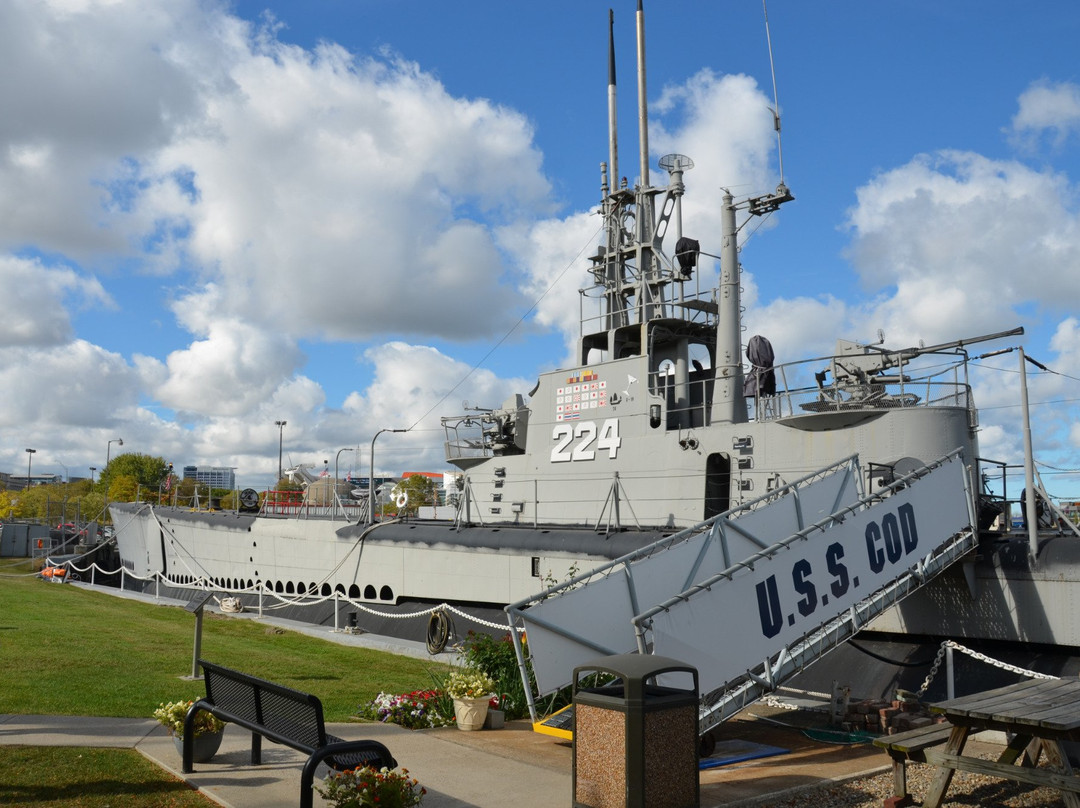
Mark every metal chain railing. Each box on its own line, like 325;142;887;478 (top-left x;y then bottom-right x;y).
56;556;517;633
918;639;1058;698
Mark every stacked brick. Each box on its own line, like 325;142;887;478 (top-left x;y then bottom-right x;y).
838;698;944;735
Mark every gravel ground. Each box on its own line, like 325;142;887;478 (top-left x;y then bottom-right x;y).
771;752;1068;807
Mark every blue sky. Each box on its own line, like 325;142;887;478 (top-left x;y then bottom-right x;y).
2;0;1079;499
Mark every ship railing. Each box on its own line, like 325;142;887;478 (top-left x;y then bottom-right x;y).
442;414;494;463
748;355;973;423
455;464;783;530
649;372;712;430
578;279;718;338
977;457;1080;538
260;490;367;520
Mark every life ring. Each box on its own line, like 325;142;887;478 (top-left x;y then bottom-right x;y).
395;489;409;509
37;539;43;549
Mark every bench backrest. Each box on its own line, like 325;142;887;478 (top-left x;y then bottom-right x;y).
200;659;328;750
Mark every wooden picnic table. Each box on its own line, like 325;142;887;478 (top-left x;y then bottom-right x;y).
918;677;1080;808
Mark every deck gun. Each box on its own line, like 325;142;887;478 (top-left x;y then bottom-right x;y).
826;326;1025;386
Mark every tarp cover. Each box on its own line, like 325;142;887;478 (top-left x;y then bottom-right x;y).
744;334;776;396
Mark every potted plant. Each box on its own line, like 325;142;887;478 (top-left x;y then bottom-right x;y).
154;700;226;762
316;765;425;807
444;667;496;731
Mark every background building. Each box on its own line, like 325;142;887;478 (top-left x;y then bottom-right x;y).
1;472;63;490
182;466;236;489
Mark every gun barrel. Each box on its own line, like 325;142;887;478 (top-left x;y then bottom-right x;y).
898;326;1025;359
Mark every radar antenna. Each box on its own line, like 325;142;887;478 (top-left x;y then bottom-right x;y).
747;0;794;217
763;0;786;187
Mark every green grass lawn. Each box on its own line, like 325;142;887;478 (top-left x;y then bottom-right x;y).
0;558;452;807
0;559;446;721
0;747;221;807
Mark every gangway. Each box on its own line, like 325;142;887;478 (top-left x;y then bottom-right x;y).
505;450;977;745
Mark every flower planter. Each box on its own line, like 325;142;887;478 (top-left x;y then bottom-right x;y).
453;697;490;731
174;728;225;763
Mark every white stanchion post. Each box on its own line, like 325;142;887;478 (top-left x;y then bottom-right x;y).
946;644;955;701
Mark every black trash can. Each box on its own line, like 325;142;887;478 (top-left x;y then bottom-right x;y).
572;653;699;808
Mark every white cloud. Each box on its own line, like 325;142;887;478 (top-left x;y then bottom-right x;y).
843;151;1080;346
0;255;112;346
0;340;140;428
743;291;849;373
653;70;778;237
0;0;563;473
139;33;552;343
329;341;532;472
1009;80;1080;150
154;317;306;417
2;2;1077;495
0;0;206;259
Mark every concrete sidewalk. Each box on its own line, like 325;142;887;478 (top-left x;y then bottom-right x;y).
0;713;572;808
1;711;895;808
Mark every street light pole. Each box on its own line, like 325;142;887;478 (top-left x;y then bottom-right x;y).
334;447;354;520
25;448;36;490
368;429;406;524
89;467;96;483
105;438;123;508
275;420;287;483
106;438;124;469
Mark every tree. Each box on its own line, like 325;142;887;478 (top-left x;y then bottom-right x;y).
108;474;139;504
100;453;169;500
12;484;49;521
395;474;437;516
0;490;16;521
174;476;197;504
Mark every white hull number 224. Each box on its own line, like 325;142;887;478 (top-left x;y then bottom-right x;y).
550;419;621;463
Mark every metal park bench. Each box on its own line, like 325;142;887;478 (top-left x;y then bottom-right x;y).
183;659;397;808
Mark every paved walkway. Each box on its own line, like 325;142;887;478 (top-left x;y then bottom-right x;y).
0;713;573;808
0;710;897;808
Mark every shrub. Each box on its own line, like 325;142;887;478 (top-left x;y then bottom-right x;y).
316;765;425;808
357;690;452;730
153;700;225;739
460;631;535;720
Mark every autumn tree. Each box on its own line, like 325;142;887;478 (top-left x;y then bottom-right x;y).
3;480;109;524
99;453;170;502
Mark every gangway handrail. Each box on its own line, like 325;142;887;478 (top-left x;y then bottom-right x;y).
506;455;864;724
508;449;975;735
634;448;964;629
630;448;976;737
690;522;977;734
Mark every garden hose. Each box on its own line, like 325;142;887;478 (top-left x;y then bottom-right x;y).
426;609;453;654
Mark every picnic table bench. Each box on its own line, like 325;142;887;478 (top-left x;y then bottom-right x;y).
183;659;397;808
874;722;954;807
